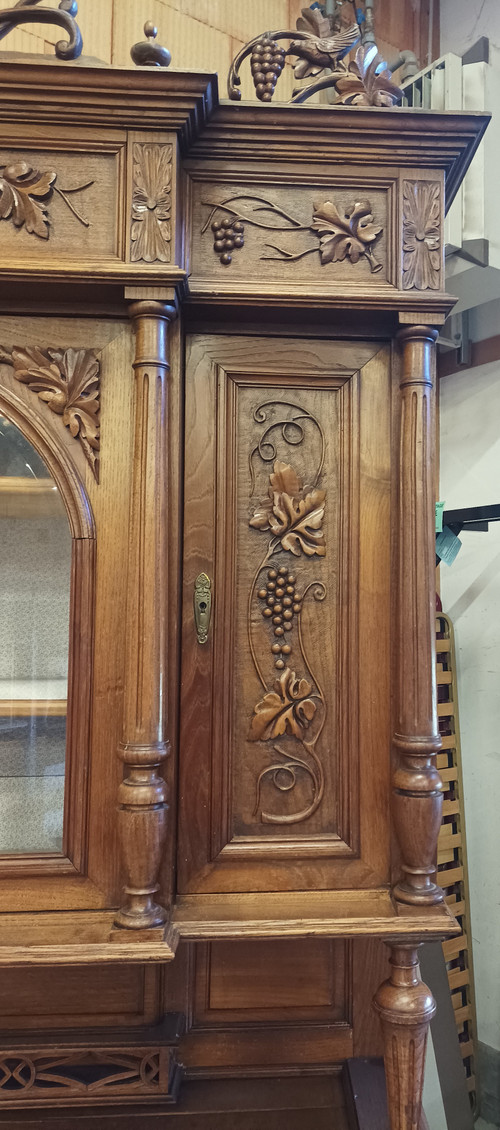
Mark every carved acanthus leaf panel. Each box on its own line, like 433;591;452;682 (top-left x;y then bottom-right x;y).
0;345;100;480
402;181;442;291
130;143;172;263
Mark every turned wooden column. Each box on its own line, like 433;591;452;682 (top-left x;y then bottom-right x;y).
114;298;176;930
374;945;436;1130
393;325;443;907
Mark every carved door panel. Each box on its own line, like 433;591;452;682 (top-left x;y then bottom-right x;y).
178;335;392;895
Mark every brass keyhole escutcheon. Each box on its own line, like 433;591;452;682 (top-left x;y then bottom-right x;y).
194;573;212;644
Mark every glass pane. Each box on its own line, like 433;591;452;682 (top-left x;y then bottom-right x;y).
0;415;71;853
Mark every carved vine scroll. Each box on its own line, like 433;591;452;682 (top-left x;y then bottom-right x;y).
248;403;327;826
0;162;93;239
203;194;383;272
130;143;172;263
402;181;442;291
0;345;100;480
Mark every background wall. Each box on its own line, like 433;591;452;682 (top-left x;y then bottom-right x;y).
440;0;500;1123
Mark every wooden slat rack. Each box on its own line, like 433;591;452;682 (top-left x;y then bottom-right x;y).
436;612;478;1107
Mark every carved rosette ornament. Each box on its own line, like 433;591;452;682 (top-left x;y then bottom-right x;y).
402;182;442;291
0;345;100;479
203;194;383;272
130;143;172;263
248;405;327;825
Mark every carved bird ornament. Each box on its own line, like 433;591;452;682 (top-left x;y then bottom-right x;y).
292;5;361;81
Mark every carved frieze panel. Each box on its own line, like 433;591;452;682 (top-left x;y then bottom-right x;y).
402;181;442;291
130;143;172;263
0;147;123;261
0;345;100;479
190;180;392;287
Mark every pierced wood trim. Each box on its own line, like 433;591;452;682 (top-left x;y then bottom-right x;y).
115;299;177;930
0;1018;183;1107
393;326;443;906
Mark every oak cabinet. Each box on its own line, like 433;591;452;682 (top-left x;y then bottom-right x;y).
0;48;487;1129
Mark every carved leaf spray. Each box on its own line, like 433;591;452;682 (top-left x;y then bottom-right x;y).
202;194;383;272
0;162;93;239
0;345;100;479
248;404;327;825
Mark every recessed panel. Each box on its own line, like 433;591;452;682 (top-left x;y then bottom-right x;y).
190;178;392;288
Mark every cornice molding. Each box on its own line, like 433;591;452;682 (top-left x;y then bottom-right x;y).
0;58;218;145
187;104;489;213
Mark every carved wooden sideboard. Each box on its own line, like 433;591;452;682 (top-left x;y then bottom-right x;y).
0;49;486;1130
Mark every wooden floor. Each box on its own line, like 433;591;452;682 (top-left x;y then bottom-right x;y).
0;1075;350;1129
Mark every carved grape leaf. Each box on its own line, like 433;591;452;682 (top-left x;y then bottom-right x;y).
311;199;382;266
0;163;56;239
249;460;326;557
6;345;100;479
249;668;317;742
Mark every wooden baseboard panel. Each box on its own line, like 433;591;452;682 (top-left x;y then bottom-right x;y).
0;1075;349;1129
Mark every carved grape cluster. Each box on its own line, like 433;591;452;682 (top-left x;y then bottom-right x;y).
258;565;302;668
211;216;245;265
250;37;286;101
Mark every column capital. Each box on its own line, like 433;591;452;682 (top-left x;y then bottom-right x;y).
397;324;439;347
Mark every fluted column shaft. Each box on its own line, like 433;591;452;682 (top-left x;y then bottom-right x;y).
393;326;443;907
374;945;436;1130
115;299;176;930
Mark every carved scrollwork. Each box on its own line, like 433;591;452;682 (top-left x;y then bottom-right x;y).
248;402;327;826
0;345;100;480
0;0;83;61
202;194;383;272
0;161;93;240
130;143;172;263
402;181;442;291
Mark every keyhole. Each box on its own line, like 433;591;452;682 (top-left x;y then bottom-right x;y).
199;601;207;611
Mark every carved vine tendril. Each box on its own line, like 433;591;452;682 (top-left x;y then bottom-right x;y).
248;402;327;825
249;401;325;496
202;193;383;273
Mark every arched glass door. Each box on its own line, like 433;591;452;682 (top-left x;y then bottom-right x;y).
0;414;71;853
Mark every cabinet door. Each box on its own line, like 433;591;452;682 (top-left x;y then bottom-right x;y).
178;336;392;894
